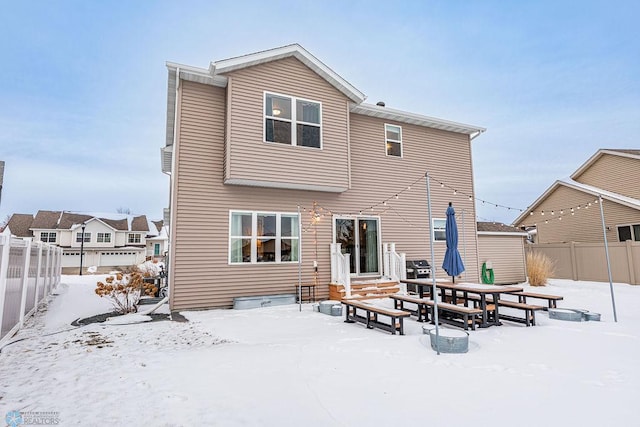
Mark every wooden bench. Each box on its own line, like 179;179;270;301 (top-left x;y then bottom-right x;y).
497;300;544;326
341;300;411;335
513;291;563;309
389;294;431;322
429;302;482;331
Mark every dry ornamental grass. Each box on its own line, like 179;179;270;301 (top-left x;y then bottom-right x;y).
95;272;157;314
526;251;555;286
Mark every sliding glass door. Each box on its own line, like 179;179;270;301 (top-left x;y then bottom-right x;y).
334;217;380;276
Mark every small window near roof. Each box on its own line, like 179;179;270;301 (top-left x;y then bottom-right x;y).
432;218;446;241
385;124;402;157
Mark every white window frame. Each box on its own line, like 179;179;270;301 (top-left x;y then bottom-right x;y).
40;232;56;243
385;123;403;158
229;210;300;264
97;232;112;243
263;91;323;149
616;223;640;242
76;232;91;243
432;218;446;242
128;233;141;244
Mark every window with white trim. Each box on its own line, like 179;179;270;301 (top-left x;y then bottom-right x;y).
40;232;57;243
229;211;300;264
432;219;446;241
617;223;640;242
264;92;321;148
128;233;141;244
97;232;111;243
76;232;91;243
385;124;402;157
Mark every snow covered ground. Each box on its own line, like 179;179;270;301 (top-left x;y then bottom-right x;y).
1;275;639;426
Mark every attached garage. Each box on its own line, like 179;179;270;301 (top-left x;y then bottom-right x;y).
477;222;528;285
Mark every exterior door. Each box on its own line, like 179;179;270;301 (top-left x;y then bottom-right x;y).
334;217;380;276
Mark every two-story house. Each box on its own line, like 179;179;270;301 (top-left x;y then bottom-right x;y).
6;210;166;272
162;44;486;310
513;149;640;243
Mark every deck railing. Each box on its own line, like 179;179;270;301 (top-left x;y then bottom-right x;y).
383;243;407;293
330;243;351;298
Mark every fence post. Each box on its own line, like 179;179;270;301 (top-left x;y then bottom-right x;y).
34;242;43;305
570;242;578;281
0;229;11;332
19;238;32;327
626;240;637;285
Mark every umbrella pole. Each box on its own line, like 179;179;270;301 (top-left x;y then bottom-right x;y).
425;172;440;355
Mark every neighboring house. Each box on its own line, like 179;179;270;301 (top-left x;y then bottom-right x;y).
162;44;486;310
513;149;640;244
6;211;167;272
476;222;528;284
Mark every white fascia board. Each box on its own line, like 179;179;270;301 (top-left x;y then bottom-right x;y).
211;44;366;104
512;180;563;225
512;179;640;225
350;103;486;136
166;61;228;87
561;179;640;209
477;231;528;237
571;149;640;179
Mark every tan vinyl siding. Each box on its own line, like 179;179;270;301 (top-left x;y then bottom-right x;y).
477;235;527;284
224;57;350;191
171;80;480;310
519;185;640;244
573;153;640;199
348;113;480;282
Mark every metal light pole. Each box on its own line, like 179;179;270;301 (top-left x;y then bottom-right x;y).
79;223;86;276
598;195;617;322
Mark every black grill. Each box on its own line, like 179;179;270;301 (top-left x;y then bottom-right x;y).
406;259;431;279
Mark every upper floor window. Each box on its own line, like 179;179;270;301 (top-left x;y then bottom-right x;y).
128;233;141;244
385;124;402;157
40;232;57;243
229;211;299;264
617;224;640;242
264;92;321;149
76;232;91;243
97;232;112;243
432;219;446;241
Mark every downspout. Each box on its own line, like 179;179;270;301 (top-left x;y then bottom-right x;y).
166;67;180;308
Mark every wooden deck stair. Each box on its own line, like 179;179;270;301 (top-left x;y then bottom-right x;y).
329;280;400;301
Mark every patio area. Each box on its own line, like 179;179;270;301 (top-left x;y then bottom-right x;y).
0;275;638;426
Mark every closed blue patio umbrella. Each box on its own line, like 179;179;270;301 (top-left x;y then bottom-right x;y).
442;202;465;282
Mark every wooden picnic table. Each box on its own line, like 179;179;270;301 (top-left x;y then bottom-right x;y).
402;279;523;328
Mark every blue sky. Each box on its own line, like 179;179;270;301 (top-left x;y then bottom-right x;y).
1;0;638;224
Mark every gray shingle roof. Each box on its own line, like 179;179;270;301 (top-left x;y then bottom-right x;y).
131;215;149;232
477;222;524;233
58;212;93;230
7;214;34;237
100;218;128;231
31;210;62;229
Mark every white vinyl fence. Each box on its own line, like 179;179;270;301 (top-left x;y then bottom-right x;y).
0;228;62;346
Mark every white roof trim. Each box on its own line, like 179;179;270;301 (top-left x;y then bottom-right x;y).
513;178;640;225
477;231;528;237
211;44;366;103
351;103;486;135
571;149;640;179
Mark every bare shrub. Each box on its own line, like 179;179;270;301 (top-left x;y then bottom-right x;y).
526;251;555;286
95;273;157;314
